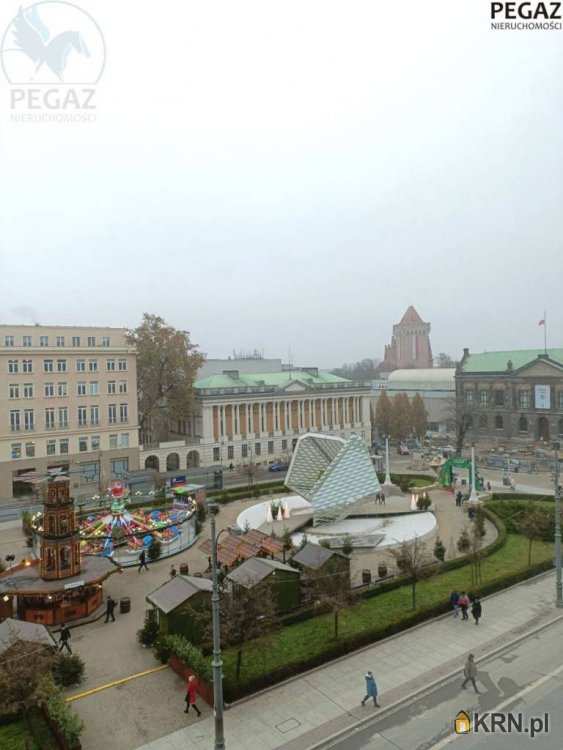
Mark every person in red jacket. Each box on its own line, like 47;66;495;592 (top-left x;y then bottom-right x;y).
184;675;202;717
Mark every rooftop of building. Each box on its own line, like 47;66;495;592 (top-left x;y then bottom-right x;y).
0;618;56;655
226;556;298;588
291;542;348;570
194;368;357;392
461;349;563;374
146;575;213;614
399;305;426;325
384;368;456;390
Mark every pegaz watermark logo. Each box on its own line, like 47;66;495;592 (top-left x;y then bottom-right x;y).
1;1;105;122
454;710;550;738
490;2;563;30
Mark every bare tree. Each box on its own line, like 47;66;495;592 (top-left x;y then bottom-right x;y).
303;564;354;639
389;537;433;609
445;396;475;456
516;503;552;566
0;637;56;714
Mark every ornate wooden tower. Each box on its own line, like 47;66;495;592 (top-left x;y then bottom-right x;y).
39;480;81;581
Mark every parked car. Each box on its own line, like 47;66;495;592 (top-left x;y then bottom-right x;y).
397;443;410;456
268;462;289;472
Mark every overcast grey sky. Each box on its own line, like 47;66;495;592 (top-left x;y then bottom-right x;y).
1;0;562;368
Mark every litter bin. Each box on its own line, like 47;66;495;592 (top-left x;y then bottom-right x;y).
179;563;189;575
120;596;131;614
362;569;372;585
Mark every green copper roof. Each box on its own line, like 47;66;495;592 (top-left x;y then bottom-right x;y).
462;349;563;373
194;370;350;390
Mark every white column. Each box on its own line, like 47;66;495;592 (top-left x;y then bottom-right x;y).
234;404;239;436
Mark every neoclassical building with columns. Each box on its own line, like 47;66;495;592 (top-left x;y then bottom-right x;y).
141;367;372;472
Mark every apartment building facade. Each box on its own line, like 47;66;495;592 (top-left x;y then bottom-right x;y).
140;367;372;472
0;325;139;499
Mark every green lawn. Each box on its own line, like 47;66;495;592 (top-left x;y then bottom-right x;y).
222;533;553;695
0;713;57;750
0;721;34;750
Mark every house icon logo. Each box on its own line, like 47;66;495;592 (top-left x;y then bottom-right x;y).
454;710;471;734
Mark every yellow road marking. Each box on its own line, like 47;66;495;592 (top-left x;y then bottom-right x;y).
66;664;169;702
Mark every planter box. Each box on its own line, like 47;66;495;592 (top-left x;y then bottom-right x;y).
168;654;214;706
41;706;81;750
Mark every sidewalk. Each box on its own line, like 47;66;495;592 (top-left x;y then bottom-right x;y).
136;571;561;750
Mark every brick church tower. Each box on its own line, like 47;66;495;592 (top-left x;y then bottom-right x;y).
380;306;433;371
39;480;81;581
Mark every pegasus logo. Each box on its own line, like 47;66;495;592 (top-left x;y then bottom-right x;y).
11;5;89;81
1;1;105;86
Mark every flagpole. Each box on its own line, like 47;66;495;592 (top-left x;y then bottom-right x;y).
544;310;547;355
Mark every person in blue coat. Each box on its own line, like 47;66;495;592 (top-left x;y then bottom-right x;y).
361;671;380;707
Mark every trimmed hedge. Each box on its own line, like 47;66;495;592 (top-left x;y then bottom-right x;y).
491;492;555;502
154;634;212;683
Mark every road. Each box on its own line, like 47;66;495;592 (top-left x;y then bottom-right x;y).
325;617;563;750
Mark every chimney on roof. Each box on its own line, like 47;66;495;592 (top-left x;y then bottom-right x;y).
463;348;469;357
223;369;239;380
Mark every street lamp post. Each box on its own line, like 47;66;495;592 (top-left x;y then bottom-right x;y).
469;444;479;503
384;436;392;486
208;501;226;749
554;443;562;609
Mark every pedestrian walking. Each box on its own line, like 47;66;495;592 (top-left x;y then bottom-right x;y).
455;491;463;507
184;675;202;717
361;670;380;707
450;590;460;618
170;565;177;578
459;592;470;621
380;491;386;506
104;595;116;623
138;549;149;573
58;624;72;654
471;597;482;626
461;654;480;693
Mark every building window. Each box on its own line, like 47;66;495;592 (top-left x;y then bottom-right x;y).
109;434;118;449
227;445;234;459
40;336;48;347
72;336;80;347
268;440;274;455
90;406;99;425
43;359;53;373
77;382;86;396
111;458;129;478
21;359;32;373
57;382;67;397
494;390;505;407
241;444;248;458
281;439;287;450
58;407;68;428
47;440;56;456
118;381;127;394
45;408;55;429
519;391;531;409
120;433;129;448
80;462;100;484
213;447;220;462
106;359;115;371
56;336;65;347
559;418;563;437
255;442;261;456
101;336;110;347
9;384;19;399
559;392;563;410
88;359;98;372
8;360;18;373
44;382;54;398
76;359;85;372
79;437;88;452
495;415;504;430
478;415;487;429
118;359;127;371
87;336;96;347
108;404;117;424
23;335;32;347
59;439;69;454
119;403;128;423
107;381;116;394
25;442;35;458
89;381;99;396
23;383;33;399
518;415;528;432
56;359;67;372
24;409;34;431
464;390;474;404
11;443;21;459
4;336;14;347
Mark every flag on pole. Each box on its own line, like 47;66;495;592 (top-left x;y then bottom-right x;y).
538;319;545;326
